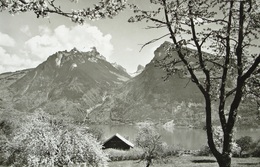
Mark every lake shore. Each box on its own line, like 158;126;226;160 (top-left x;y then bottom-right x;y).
93;124;260;150
109;156;260;167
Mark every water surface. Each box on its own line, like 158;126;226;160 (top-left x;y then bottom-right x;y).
93;124;260;150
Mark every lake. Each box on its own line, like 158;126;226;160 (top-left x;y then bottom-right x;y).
93;124;260;150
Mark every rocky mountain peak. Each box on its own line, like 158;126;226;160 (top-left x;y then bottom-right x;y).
153;41;173;59
50;47;109;69
71;47;79;53
90;47;106;61
129;64;145;77
137;65;144;72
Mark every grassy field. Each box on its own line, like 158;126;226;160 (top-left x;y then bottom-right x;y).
0;156;259;167
109;156;260;167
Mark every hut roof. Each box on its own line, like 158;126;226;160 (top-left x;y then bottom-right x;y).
103;133;134;148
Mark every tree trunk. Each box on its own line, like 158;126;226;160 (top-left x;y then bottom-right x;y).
146;159;152;167
216;153;232;167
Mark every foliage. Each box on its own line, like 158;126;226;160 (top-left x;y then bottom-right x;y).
236;136;253;157
104;146;179;162
197;146;212;156
87;127;103;141
105;148;144;161
0;0;126;22
0;110;108;167
135;124;168;167
251;139;260;157
212;126;240;155
198;126;240;157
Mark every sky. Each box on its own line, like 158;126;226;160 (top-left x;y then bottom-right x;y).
0;0;169;74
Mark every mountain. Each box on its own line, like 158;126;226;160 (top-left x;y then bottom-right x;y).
1;42;258;127
130;65;145;77
4;47;131;121
137;65;145;72
87;41;258;127
88;42;205;125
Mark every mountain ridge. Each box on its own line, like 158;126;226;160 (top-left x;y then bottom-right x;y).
3;47;131;121
0;42;258;127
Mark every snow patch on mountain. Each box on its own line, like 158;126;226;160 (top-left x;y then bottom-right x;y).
55;53;63;67
112;63;127;72
22;85;29;95
110;71;129;82
32;71;37;80
86;92;109;114
70;63;78;71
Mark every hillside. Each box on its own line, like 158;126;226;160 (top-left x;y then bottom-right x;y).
1;47;131;122
88;42;205;125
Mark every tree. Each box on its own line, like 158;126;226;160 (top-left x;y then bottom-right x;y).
0;0;126;22
251;138;260;157
0;110;108;167
236;136;253;157
128;0;260;167
135;124;166;167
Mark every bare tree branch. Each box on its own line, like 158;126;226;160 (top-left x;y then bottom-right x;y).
139;33;170;52
241;54;260;81
219;1;234;135
200;32;213;48
145;24;167;29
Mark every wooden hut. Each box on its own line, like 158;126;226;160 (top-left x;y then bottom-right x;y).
102;133;134;150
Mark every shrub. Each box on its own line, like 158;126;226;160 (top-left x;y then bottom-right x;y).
252;146;260;157
105;146;179;162
197;146;212;156
105;148;144;161
236;136;253;157
87;127;103;141
251;139;260;157
162;145;180;157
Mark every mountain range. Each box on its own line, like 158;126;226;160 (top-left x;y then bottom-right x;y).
0;42;258;127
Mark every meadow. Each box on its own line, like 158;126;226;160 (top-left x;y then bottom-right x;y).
109;156;260;167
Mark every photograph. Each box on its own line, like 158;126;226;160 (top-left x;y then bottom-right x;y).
0;0;259;167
